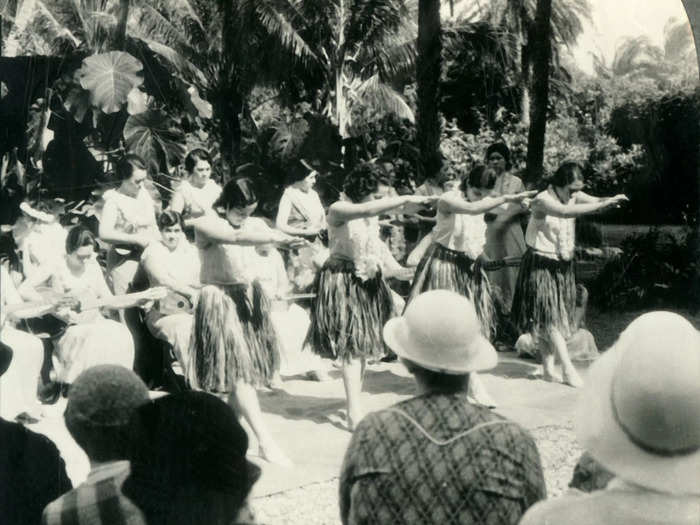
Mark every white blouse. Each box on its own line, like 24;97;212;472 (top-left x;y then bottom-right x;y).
431;190;487;259
525;189;576;261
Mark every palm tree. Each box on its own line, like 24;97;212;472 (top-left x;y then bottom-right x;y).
416;0;442;179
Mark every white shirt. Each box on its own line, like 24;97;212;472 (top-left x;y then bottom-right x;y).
431;190;487;259
525;189;576;260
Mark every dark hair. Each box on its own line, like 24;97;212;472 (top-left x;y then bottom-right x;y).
65;225;97;254
214;177;258;211
123;392;260;525
184;149;211;174
402;359;470;393
460;165;495;193
485;142;512;170
287;159;317;186
551;161;583;188
115;154;147;182
158;210;184;231
343;162;384;203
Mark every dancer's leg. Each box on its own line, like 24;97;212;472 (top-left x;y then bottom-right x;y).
548;327;583;387
229;380;292;467
342;358;364;431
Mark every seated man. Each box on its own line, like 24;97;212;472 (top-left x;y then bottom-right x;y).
520;312;700;525
340;290;546;524
42;365;150;525
0;342;72;525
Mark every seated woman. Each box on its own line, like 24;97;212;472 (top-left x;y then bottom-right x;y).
19;226;154;386
139;210;201;368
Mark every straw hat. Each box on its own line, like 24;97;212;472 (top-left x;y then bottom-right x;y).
576;311;700;495
383;290;497;374
19;201;55;223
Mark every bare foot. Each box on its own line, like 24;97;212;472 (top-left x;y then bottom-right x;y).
259;443;293;467
542;370;563;383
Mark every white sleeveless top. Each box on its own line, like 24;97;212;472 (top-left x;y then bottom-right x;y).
173;179;222;218
328;215;383;281
432;191;487;259
525;189;576;261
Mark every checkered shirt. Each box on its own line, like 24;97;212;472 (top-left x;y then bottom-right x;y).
42;461;145;525
340;393;546;524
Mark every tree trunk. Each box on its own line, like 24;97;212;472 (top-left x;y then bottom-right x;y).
217;0;241;178
114;0;130;50
680;0;700;312
416;0;442;180
517;0;530;125
336;0;347;139
524;0;552;186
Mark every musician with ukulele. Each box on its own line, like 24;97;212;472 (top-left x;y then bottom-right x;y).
139;210;201;368
19;226;163;387
99;154;160;296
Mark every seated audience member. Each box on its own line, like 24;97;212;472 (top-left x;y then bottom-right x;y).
0;262;45;422
0;342;72;525
340;290;546;525
42;365;150;525
14;201;67;281
19;226;151;387
139;210;200;368
520;311;700;525
122;391;261;525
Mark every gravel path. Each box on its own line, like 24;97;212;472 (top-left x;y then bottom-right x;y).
251;423;582;525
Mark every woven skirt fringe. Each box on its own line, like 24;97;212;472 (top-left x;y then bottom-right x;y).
405;243;495;338
511;249;576;341
187;281;280;391
305;257;395;362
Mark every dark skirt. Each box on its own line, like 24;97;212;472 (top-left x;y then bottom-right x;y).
406;242;495;338
187;281;280;391
305;256;396;362
511;249;576;341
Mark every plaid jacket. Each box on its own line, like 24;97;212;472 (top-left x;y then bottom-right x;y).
42;461;145;525
340;393;547;525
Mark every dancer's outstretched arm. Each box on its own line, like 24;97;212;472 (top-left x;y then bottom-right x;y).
538;193;628;218
440;190;535;215
329;195;434;224
192;215;306;248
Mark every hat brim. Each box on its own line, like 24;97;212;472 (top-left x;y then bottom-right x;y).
576;347;700;496
383;317;497;375
19;202;54;222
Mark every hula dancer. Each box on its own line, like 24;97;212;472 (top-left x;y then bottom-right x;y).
511;161;628;387
189;177;306;466
406;165;534;406
306;162;433;431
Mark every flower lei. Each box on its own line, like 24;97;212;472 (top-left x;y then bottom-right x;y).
349;217;382;281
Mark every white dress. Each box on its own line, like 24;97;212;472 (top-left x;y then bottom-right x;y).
50;258;135;384
172;179;222;219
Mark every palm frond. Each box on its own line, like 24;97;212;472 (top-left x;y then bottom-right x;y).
352;74;414;123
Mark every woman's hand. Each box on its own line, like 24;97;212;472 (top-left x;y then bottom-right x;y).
403;195;437;206
504;190;537;203
603;194;629;209
274;232;309;249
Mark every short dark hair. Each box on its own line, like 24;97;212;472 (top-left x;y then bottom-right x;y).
551;161;583;188
343;162;383;203
286;159;317;186
65;225;97;254
115;154;147;182
214;177;258;211
184;149;211;174
402;359;470;393
485;142;512;171
460;164;495;193
158;210;184;231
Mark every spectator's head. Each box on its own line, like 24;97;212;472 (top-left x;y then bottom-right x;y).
214;177;258;227
485;142;511;174
64;365;149;462
383;290;497;393
65;225;98;270
123;391;260;525
343;162;388;203
551;161;584;192
184;149;212;188
0;341;12;378
461;165;496;201
575;311;700;495
115;154;148;197
287;159;318;192
157;210;184;250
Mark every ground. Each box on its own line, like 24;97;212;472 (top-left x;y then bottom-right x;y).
28;305;700;525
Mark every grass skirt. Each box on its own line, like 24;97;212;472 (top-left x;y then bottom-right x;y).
305;256;395;361
187;282;280;391
511;249;576;341
406;243;495;338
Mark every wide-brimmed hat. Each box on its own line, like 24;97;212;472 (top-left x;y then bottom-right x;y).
576;311;700;495
19;201;55;223
383;290;497;374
